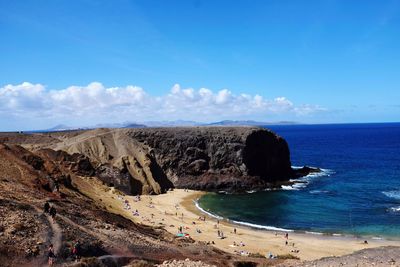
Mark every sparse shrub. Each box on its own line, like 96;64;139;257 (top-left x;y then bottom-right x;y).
103;187;111;192
13;223;26;231
125;260;154;267
73;257;106;267
276;254;300;260
249;252;265;258
234;261;257;267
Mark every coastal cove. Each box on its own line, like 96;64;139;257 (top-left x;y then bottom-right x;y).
77;182;399;262
197;123;400;239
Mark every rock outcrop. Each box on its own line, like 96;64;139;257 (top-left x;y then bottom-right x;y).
52;129;173;195
51;127;301;193
126;127;293;192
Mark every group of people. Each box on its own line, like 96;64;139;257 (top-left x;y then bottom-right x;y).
47;241;80;266
43;201;81;266
43;201;57;222
232;241;245;247
118;196;141;217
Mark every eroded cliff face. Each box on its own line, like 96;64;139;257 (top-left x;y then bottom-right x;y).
52;129;173;195
49;127;294;193
126;127;293;192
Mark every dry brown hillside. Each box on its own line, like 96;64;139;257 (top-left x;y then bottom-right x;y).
0;142;275;267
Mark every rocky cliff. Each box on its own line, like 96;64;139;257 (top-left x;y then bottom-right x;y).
126;127;293;192
51;127;298;193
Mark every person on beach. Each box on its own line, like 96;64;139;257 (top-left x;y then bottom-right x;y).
44;201;50;214
47;244;56;266
217;230;220;237
285;233;289;239
233;228;237;234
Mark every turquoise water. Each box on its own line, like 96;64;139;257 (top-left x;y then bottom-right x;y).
198;123;400;238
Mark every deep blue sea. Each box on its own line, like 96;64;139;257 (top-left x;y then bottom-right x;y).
198;123;400;239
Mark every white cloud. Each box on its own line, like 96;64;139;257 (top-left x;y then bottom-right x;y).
0;82;325;125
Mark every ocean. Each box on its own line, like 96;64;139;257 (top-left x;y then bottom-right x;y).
198;123;400;239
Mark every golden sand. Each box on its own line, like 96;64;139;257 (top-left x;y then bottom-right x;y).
76;176;399;261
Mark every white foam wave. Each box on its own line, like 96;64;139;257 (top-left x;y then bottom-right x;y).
230;219;293;232
291;165;304;169
382;190;400;200
281;167;333;191
281;185;299;191
246;190;257;194
305;231;323;235
194;199;293;232
389;206;400;213
194;200;224;220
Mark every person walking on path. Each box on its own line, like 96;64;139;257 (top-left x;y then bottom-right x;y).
44;202;50;214
47;244;56;266
49;206;57;222
72;240;80;262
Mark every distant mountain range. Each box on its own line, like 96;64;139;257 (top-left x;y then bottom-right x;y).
38;120;298;132
205;120;298;126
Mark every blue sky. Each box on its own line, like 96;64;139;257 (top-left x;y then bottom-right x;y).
0;0;399;130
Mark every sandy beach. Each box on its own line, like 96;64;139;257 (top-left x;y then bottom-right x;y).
77;176;399;261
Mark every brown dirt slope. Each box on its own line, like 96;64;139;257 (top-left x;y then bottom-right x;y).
0;143;272;267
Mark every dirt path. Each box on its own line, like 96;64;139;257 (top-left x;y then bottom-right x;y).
32;205;63;255
46;214;63;254
56;213;134;256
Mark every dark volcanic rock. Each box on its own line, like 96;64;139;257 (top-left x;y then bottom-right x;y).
293;166;321;178
126;127;295;192
96;164;132;194
37;149;95;176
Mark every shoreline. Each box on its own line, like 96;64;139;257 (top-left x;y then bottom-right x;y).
193;194;400;242
75;177;400;262
157;190;400;261
183;191;400;241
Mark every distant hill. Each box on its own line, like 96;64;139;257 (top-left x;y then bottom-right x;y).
43;124;88;132
38;120;299;132
204;120;298;126
142;120;200;127
205;120;265;126
122;123;147;128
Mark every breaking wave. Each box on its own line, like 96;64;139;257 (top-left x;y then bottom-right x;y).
281;167;334;191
